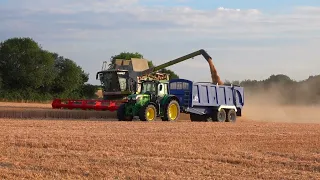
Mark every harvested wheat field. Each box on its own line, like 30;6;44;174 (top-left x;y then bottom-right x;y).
0;92;320;179
0;114;319;179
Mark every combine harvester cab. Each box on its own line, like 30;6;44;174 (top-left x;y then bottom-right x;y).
169;79;244;122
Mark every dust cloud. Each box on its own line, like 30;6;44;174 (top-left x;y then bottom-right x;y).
243;83;320;124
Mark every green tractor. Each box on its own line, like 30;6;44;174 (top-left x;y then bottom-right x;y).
117;79;180;122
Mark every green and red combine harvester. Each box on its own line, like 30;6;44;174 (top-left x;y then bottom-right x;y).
117;78;244;122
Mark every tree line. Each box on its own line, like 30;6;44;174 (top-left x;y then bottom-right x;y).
226;74;320;105
0;37;99;102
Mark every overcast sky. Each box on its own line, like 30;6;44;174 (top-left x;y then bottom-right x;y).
1;0;320;85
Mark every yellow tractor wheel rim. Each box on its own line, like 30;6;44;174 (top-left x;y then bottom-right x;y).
168;103;178;120
146;107;155;121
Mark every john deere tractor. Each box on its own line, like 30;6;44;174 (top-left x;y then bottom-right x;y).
117;79;180;122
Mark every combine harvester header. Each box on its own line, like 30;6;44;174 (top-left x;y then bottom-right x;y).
52;49;224;111
51;99;125;111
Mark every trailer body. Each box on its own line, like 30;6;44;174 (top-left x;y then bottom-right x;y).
168;79;244;121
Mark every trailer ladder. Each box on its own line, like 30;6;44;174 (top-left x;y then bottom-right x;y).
183;90;190;106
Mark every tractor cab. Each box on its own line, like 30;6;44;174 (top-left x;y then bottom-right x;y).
139;80;168;97
126;80;168;104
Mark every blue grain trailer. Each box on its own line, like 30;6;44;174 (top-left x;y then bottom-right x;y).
169;79;244;122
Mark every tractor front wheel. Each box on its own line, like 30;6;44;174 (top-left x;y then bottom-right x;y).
139;104;157;122
162;100;180;122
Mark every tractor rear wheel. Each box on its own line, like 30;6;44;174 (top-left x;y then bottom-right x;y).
162;100;180;122
139;104;157;122
117;104;133;121
226;109;237;122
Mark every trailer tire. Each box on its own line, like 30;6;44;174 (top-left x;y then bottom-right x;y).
139;104;157;122
117;104;133;121
213;109;226;122
162;100;180;122
226;109;236;122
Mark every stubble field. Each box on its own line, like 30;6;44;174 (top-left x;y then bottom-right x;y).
0;96;319;179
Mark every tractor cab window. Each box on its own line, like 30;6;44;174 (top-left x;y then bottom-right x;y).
141;82;157;94
158;83;166;97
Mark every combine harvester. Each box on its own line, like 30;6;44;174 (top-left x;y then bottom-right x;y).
52;57;169;111
52;49;226;112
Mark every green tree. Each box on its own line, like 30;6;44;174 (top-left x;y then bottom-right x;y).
0;37;56;92
78;84;99;99
51;53;90;98
0;37;97;101
263;74;294;84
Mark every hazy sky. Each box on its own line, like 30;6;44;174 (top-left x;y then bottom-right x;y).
1;0;320;85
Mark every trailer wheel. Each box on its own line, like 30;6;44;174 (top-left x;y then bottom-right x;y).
162;100;180;122
226;109;237;122
139;104;157;122
213;109;226;122
117;104;133;121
